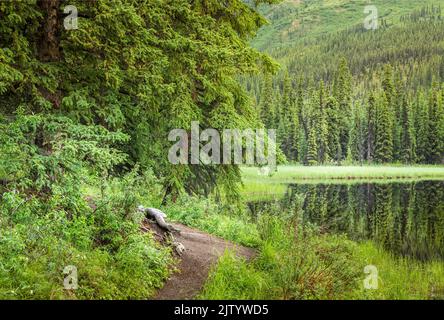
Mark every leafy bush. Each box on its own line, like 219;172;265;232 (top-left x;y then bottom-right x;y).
0;115;173;299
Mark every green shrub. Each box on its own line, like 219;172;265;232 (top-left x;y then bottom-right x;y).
0;116;173;299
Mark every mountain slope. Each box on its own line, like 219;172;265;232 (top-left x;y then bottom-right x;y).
254;0;444;52
246;0;444;91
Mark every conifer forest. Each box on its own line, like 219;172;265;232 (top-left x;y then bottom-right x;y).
0;0;444;305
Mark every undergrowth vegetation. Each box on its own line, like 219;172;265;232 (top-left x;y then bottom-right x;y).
1;115;442;300
166;198;260;248
0;115;172;299
198;204;444;300
199;215;361;300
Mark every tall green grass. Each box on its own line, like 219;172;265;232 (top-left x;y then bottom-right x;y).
349;242;444;300
199;214;444;300
199;215;362;300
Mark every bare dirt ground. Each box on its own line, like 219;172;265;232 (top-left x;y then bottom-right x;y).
142;220;256;300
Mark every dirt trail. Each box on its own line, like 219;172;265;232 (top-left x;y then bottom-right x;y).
144;221;256;300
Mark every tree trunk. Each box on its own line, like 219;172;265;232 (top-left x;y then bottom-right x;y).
37;0;61;62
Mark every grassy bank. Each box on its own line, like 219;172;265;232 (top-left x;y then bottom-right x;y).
243;165;444;182
241;165;444;200
350;242;444;299
198;215;444;300
162;196;444;300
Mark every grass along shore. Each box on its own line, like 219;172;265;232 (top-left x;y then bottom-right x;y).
197;212;444;300
241;165;444;201
200;237;444;300
243;165;444;182
163;196;444;300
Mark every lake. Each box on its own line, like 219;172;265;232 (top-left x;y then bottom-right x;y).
248;181;444;261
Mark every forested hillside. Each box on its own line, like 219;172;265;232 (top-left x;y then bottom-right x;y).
246;1;444;165
0;0;278;299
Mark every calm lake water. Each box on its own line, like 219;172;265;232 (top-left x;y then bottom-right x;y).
248;181;444;261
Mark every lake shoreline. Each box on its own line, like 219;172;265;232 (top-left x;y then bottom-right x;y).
241;165;444;200
243;165;444;181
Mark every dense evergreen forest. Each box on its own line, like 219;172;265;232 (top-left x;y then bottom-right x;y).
0;0;280;199
1;0;444;301
247;4;444;165
0;0;281;299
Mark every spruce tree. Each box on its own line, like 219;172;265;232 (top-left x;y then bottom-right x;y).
366;94;377;163
0;0;281;198
440;84;444;163
375;93;394;163
260;74;277;130
307;124;318;166
317;81;329;164
333;58;352;160
399;95;416;163
348;103;365;164
392;72;404;162
426;82;442;163
414;90;429;163
286;79;300;161
325;96;341;163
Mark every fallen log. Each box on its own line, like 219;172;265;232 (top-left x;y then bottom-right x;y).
138;206;185;255
138;206;181;234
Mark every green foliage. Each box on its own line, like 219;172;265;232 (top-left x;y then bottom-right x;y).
1;0;444;301
200;213;361;300
349;241;444;300
252;1;444;88
0;168;173;299
259;73;276;129
0;0;280;198
0;114;128;192
306;127;318;166
246;3;444;166
253;60;444;165
200;195;444;300
374;93;394;163
198;251;267;300
0;115;172;299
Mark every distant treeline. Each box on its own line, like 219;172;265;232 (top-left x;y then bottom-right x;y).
247;5;444;165
256;60;444;165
